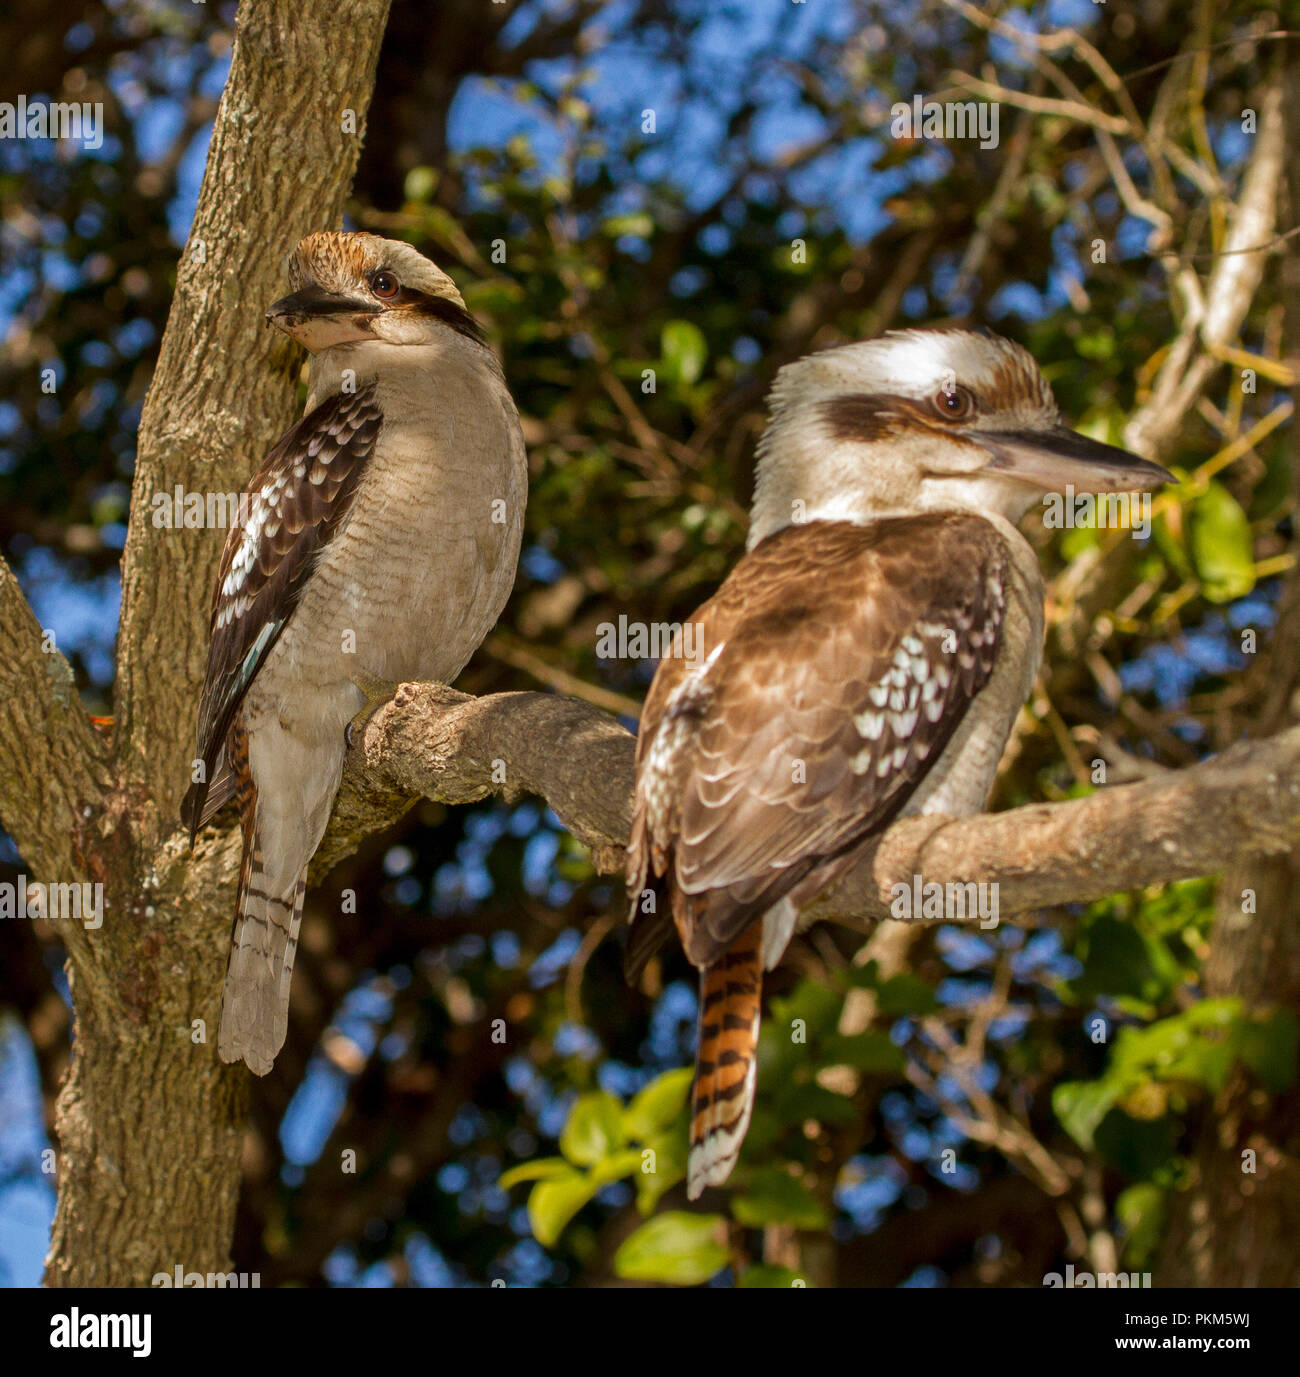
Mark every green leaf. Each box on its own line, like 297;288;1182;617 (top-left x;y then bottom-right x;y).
820;1031;907;1074
1234;1009;1298;1092
1189;481;1255;603
635;1130;688;1214
1152;505;1192;579
842;959;881;989
623;1067;694;1141
1053;1079;1124;1151
560;1091;625;1167
1068;915;1181;1006
402;166;437;203
499;1157;574;1190
737;1265;808;1288
1111;999;1239;1092
766;978;844;1054
589;1149;645;1186
660;319;707;385
1116;1183;1167;1268
613;1212;729;1285
1054;998;1298;1161
875;974;940;1016
731;1170;828;1229
527;1169;599;1248
1093;1109;1180;1179
773;1081;861;1126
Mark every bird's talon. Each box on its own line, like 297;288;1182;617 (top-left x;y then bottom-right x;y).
345;673;400;748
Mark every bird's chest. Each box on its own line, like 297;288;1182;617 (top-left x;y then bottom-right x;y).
260;422;521;702
903;559;1044;818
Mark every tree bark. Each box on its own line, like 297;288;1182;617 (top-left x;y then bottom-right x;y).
334;681;1300;928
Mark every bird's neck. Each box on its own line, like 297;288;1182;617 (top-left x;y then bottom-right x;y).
304;334;502;414
747;441;1043;551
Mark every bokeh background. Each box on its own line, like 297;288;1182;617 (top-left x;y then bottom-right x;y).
1;0;1295;1286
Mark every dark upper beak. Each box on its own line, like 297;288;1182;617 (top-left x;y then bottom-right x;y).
973;425;1173;493
265;285;376;324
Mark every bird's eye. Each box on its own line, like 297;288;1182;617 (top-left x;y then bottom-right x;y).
935;385;974;420
371;271;400;299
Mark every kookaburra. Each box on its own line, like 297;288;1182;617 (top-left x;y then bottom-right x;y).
625;328;1171;1198
181;232;526;1075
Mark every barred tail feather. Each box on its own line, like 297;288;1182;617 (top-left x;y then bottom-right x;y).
217;781;305;1076
688;925;763;1199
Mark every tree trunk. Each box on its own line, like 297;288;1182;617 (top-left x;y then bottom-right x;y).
41;0;392;1288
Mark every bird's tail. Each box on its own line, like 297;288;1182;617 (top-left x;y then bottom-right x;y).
688;924;763;1199
217;760;305;1077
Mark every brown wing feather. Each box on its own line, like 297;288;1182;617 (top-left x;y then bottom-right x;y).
180;383;382;838
627;513;1007;973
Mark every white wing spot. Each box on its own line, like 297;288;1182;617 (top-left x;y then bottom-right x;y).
854;709;885;740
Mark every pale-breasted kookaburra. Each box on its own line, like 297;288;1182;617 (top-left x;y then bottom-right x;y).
181;232;526;1075
625;327;1171;1198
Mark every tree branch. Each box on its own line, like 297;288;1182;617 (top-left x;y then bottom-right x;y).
0;554;110;889
331;681;1300;928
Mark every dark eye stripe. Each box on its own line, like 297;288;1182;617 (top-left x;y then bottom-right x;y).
385;286;486;344
820;390;977;441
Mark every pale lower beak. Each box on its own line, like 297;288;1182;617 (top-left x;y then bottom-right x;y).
973;426;1173;493
265;287;378;350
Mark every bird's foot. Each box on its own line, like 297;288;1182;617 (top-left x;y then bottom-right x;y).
345;672;400;749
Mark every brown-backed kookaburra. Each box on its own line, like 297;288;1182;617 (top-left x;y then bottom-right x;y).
181;232;526;1075
625;328;1171;1198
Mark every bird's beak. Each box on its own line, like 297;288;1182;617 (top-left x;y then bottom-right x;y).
266;286;378;350
972;426;1173;493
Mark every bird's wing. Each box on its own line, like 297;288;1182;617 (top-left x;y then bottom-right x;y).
180;382;382;838
627;513;1007;970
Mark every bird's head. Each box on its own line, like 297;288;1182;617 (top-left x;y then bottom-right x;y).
749;327;1172;547
266;232;483;352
